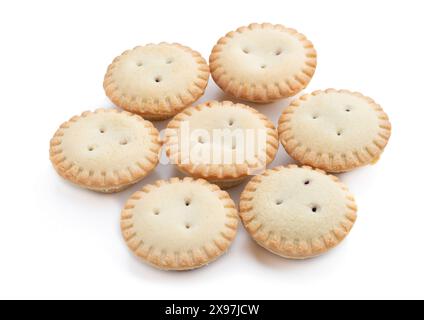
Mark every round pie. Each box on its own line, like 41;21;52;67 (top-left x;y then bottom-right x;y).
164;100;279;188
239;165;358;259
278;89;392;172
210;23;317;103
104;43;210;120
121;178;239;270
49;108;161;193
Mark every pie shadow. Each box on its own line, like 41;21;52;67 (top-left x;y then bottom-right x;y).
243;230;342;271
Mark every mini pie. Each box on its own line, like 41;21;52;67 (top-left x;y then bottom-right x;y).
239;165;357;259
278;89;391;172
121;178;239;270
104;43;210;121
209;23;317;103
164;101;279;189
49;109;161;193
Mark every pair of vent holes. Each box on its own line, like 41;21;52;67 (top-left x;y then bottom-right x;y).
153;198;191;210
136;62;169;83
153;199;192;229
243;48;282;70
87;129;128;151
136;58;173;67
312;112;350;137
275;180;319;213
197;119;236;145
88;140;128;151
275;201;320;214
243;48;283;56
312;107;352;120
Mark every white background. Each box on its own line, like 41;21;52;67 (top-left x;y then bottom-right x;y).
0;0;423;300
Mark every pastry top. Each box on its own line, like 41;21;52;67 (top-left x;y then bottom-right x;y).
239;165;357;259
121;178;239;270
210;23;317;102
279;89;391;172
50;108;160;190
164;100;279;180
104;43;209;118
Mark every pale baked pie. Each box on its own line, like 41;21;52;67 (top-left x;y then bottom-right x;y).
104;43;210;120
164;100;279;189
50;109;160;193
278;89;391;172
121;178;239;270
210;23;317;103
239;165;357;259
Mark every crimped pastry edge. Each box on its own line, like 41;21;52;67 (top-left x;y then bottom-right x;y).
49;108;161;193
239;165;358;259
209;23;317;103
104;42;210;120
120;177;239;270
278;89;392;173
164;100;279;182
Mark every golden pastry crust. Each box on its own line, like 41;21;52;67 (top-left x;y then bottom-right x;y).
104;43;210;121
209;23;317;103
239;165;357;259
278;89;392;173
164;100;279;188
121;177;239;270
49;108;161;193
